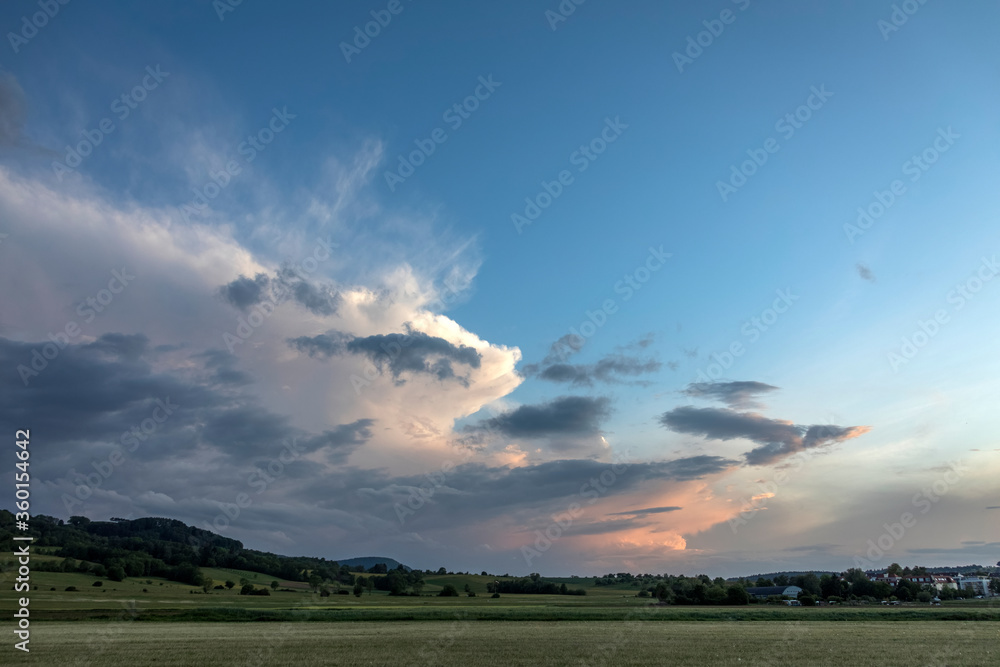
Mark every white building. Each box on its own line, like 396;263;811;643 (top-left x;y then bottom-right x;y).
955;576;992;596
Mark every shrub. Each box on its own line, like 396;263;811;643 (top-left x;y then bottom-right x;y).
491;592;500;599
92;581;103;587
439;585;459;597
65;586;78;592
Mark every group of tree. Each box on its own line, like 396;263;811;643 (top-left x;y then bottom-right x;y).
648;575;749;605
487;573;586;596
367;565;425;596
0;511;397;589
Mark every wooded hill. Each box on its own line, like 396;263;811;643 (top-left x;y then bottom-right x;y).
0;510;398;587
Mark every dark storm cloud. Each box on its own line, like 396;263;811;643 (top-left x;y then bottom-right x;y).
659;405;871;466
196;349;253;386
534;354;661;387
550;517;648;536
0;335;373;483
218;268;340;317
301;419;374;464
607;506;682;516
279;266;340;316
857;263;876;282
538;363;586;383
336;454;737;528
905;542;1000;555
682;380;779;409
544;334;585;364
524;332;660;386
470;396;612;438
82;332;150;361
219;273;270;309
289;330;481;384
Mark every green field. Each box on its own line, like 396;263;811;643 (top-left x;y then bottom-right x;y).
8;621;997;666
12;567;999;621
10;564;998;664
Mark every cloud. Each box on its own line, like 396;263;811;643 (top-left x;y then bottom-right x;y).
348;455;736;530
219;273;270;310
289;329;482;385
0;70;28;149
856;263;875;282
681;381;779;409
658;405;871;465
607;506;682;516
469;396;612;439
542;334;585;364
987;506;1000;510
219;265;340;316
0;335;374;464
783;543;839;552
535;354;662;387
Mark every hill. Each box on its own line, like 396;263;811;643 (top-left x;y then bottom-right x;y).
335;556;409;571
0;511;407;587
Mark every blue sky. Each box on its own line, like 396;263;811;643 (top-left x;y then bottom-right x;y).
1;0;998;576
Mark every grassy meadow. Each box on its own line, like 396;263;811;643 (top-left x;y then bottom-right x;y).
8;559;998;664
8;621;998;666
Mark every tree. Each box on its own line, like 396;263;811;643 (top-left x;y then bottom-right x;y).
439;584;459;597
437;567;447;575
726;586;750;605
887;563;903;576
653;582;674;604
990;579;1000;596
353;582;364;597
202;579;214;593
107;566;126;582
225;580;235;590
308;574;323;592
270;580;279;590
240;584;255;595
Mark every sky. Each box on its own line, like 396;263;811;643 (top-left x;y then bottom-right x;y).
0;0;998;578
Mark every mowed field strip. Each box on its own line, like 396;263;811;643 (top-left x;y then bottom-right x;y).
9;621;997;667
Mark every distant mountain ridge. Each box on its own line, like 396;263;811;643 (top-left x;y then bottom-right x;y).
335;556;409;571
